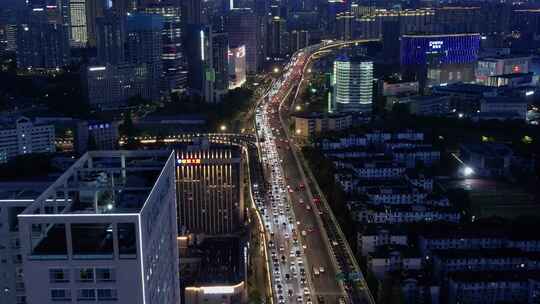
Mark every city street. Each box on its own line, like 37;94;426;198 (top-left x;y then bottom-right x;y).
254;41;378;304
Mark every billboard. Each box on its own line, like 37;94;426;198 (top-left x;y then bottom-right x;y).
400;33;481;66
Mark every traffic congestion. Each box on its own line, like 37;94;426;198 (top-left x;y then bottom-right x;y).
253;51;315;304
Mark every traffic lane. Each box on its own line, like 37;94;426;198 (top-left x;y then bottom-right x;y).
276;142;342;295
283;160;341;295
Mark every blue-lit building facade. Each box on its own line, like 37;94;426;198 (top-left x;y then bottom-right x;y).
400;33;481;66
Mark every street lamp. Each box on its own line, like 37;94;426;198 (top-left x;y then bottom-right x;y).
273;67;280;73
295;105;302;111
296;129;301;135
462;166;474;177
220;125;227;132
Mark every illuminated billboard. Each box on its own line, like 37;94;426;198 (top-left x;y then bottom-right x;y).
400;33;480;66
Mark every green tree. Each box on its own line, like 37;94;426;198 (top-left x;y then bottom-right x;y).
121;111;139;149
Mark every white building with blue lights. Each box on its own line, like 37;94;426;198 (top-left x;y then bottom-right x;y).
17;150;180;304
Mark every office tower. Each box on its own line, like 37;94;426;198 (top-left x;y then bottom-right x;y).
126;13;163;65
83;64;156;108
18;150;180;304
96;11;126;65
145;4;188;94
228;45;246;89
0;116;55;163
289;30;309;53
225;8;259;73
185;24;215;102
336;12;354;40
16;6;70;70
176;143;245;235
331;55;373;113
85;0;105;47
4;24;17;52
382;20;400;62
212;32;229;100
184;0;201;25
268;16;287;59
69;0;87;47
111;0;132;16
126;13;164;101
356;8;435;39
434;6;481;34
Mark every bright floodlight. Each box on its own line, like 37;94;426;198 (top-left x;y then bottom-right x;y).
463;166;474;177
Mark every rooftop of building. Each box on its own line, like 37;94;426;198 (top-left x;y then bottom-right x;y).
360;203;459;213
479;54;532;60
20;150;173;216
361;223;409;236
432;248;527;260
448;270;540;283
0;116;53;130
432;83;498;95
366;185;425;196
489;72;533;79
335;54;372;63
370;244;421;259
401;33;480;38
405;94;450;101
460;142;513;157
419;219;508;239
181;236;246;286
0;182;52;203
292;111;353;119
481;96;527;104
138;114;207;124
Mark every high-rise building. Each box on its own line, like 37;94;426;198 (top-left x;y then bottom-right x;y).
336;12;354;40
0;116;55;163
184;0;201;25
69;0;87;47
228;45;246;89
176;143;245;235
185;24;215;102
83;64;157;108
96;11;126;65
331;55;373;113
212;32;229;100
145;4;188;94
126;12;164;101
356;8;435;39
84;0;105;47
289;30;309;53
16;6;70;70
268;16;287;59
0;182;54;304
225;8;259;73
18;150;180;304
